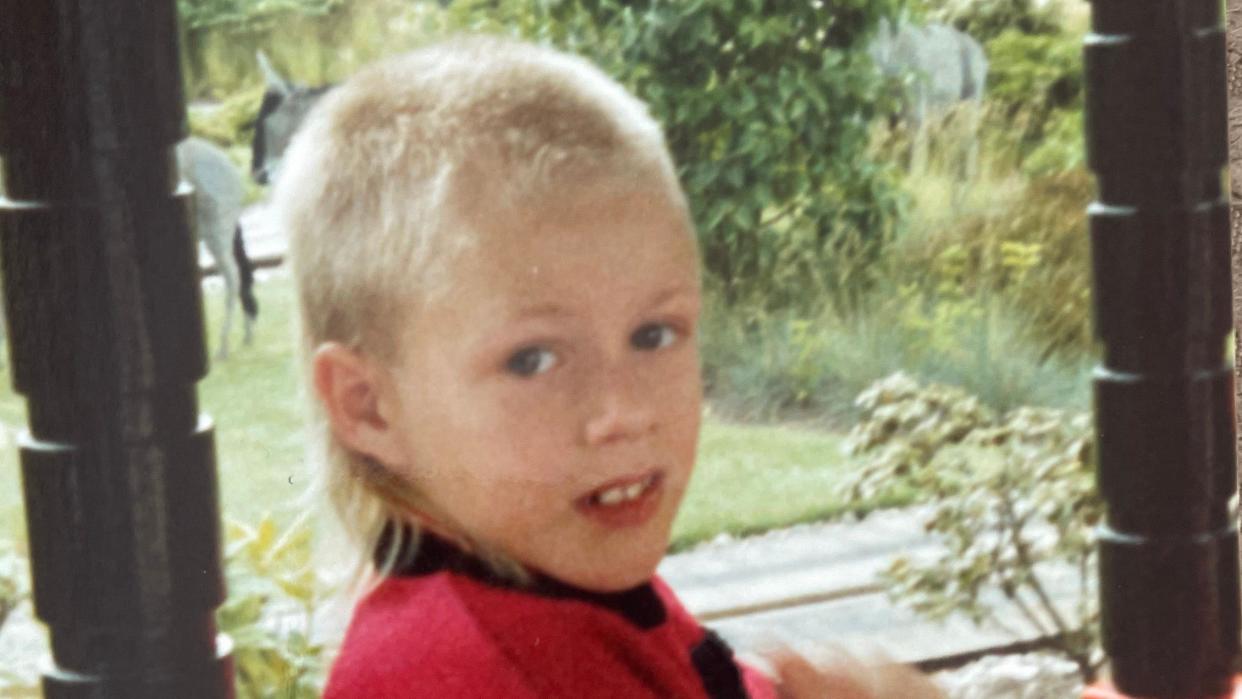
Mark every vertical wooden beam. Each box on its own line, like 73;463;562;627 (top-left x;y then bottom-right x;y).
1083;0;1240;696
0;1;234;696
1228;0;1242;471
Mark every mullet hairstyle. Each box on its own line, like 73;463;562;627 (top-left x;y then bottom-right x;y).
271;36;690;585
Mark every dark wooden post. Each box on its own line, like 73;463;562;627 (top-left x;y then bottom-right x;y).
0;2;234;696
1082;0;1242;697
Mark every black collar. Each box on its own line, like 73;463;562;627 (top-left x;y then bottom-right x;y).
376;522;667;630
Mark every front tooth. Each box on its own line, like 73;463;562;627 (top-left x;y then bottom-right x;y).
598;487;625;506
624;482;645;500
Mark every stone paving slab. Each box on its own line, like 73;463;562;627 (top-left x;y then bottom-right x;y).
659;507;936;621
660;508;1085;667
712;589;1028;667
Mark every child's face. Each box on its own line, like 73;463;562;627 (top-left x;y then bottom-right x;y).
384;184;702;591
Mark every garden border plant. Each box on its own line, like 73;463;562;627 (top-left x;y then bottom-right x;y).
844;372;1103;680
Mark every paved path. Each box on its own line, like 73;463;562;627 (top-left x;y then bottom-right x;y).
659;508;1079;669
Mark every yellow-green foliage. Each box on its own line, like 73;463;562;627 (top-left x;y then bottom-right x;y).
188;83;266;146
984;28;1085;174
218;515;327;698
895;169;1094;360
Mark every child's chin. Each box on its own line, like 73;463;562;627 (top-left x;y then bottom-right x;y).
570;550;664;592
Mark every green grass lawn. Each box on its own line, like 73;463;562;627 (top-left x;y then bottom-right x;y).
0;271;885;553
675;422;882;550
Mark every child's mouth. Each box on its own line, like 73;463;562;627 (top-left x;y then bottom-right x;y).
576;471;664;528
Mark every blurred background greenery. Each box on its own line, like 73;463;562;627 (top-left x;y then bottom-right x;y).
0;0;1111;694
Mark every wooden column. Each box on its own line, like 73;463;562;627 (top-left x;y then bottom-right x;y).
1083;0;1241;696
0;1;234;696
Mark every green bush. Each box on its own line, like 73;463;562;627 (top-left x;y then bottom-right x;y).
844;373;1102;680
0;519;332;696
915;0;1061;44
1021;106;1085;177
529;0;911;312
987;29;1083;116
892;168;1095;360
188;83;267;147
699;279;1091;424
218;515;328;698
984;28;1085;172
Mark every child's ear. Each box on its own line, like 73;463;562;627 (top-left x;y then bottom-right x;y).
311;343;407;468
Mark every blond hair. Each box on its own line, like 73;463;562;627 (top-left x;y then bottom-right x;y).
272;36;687;581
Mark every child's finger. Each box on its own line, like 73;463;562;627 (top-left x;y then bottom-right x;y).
868;660;946;698
767;646;946;699
769;649;874;699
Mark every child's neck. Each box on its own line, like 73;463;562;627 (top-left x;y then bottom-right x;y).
377;523;666;628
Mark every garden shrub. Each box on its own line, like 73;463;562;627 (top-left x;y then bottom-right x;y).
984;28;1085;173
699;279;1091;424
699;304;860;424
218;515;328;698
547;0;910;313
987;30;1082;119
187;83;266;147
0;520;331;696
844;372;1103;680
1021;106;1085;177
892;168;1095;360
915;0;1062;44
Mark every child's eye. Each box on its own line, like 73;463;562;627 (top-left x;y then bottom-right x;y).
631;323;677;351
505;346;557;377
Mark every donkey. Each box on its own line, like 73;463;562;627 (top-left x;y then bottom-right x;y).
251;52;332;187
177;136;259;360
868;19;989;178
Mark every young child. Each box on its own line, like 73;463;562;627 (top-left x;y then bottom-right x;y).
273;36;944;698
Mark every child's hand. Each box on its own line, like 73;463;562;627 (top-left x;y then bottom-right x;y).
768;647;945;699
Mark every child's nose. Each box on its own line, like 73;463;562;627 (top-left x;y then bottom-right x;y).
582;368;657;447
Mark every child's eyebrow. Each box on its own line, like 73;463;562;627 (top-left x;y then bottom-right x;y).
648;285;700;307
511;302;574;320
508;286;699;321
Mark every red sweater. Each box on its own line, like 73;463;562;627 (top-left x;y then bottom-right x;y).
324;534;777;698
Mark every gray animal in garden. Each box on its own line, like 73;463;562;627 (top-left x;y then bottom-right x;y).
868;19;988;175
0;147;257;364
177;137;259;360
252;52;333;186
